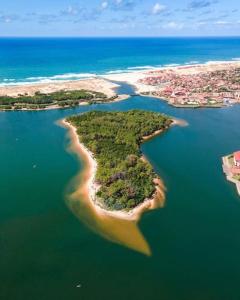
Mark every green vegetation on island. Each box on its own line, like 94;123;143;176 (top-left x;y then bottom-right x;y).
0;89;115;110
67;110;172;211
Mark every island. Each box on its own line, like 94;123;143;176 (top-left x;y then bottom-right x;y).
103;61;240;108
0;78;128;110
222;151;240;196
62;110;173;219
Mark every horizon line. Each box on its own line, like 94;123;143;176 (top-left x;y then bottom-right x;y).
1;35;240;39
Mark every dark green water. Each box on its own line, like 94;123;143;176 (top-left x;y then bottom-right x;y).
1;96;240;300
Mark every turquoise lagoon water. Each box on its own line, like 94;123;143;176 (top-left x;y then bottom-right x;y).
1;97;240;300
1;38;240;300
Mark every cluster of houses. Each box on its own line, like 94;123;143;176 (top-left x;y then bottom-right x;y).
223;151;240;197
139;67;240;107
234;151;240;169
228;151;240;177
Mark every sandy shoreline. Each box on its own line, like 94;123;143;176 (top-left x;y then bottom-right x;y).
2;61;240;98
142;118;187;142
1;60;240;111
0;77;130;111
0;77;118;98
60;119;168;222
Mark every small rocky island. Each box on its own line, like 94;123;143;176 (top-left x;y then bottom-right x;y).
66;110;172;212
222;151;240;196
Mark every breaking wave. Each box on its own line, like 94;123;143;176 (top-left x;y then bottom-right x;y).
1;58;239;86
0;72;97;86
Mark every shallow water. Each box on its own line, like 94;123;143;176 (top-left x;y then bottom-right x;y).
63;125;152;256
1;95;240;299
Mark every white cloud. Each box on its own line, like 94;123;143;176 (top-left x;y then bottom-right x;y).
214;20;231;25
101;1;108;9
196;21;207;26
113;0;136;11
152;3;166;15
0;14;18;23
163;22;184;30
62;5;80;16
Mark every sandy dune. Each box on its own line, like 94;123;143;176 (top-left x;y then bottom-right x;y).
0;78;119;98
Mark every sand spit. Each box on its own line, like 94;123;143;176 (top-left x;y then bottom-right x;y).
142;118;187;142
0;77;130;111
0;78;118;98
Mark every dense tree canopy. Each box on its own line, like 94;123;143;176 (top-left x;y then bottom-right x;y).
67;110;172;211
0;89;111;110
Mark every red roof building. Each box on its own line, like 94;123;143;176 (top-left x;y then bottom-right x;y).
234;151;240;168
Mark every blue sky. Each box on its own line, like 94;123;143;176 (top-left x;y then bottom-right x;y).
0;0;240;36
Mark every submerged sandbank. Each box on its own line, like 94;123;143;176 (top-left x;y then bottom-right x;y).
59;118;172;255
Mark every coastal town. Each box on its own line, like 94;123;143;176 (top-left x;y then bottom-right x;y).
139;63;240;107
1;62;240;110
222;151;240;196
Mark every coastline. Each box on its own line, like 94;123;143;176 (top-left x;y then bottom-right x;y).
60;118;168;222
139;92;226;108
222;155;240;196
0;77;130;111
142;118;187;142
1;60;240;111
0;77;118;98
102;60;240;108
102;60;240;92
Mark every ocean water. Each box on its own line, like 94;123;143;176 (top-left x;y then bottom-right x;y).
1;38;240;300
0;37;240;84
